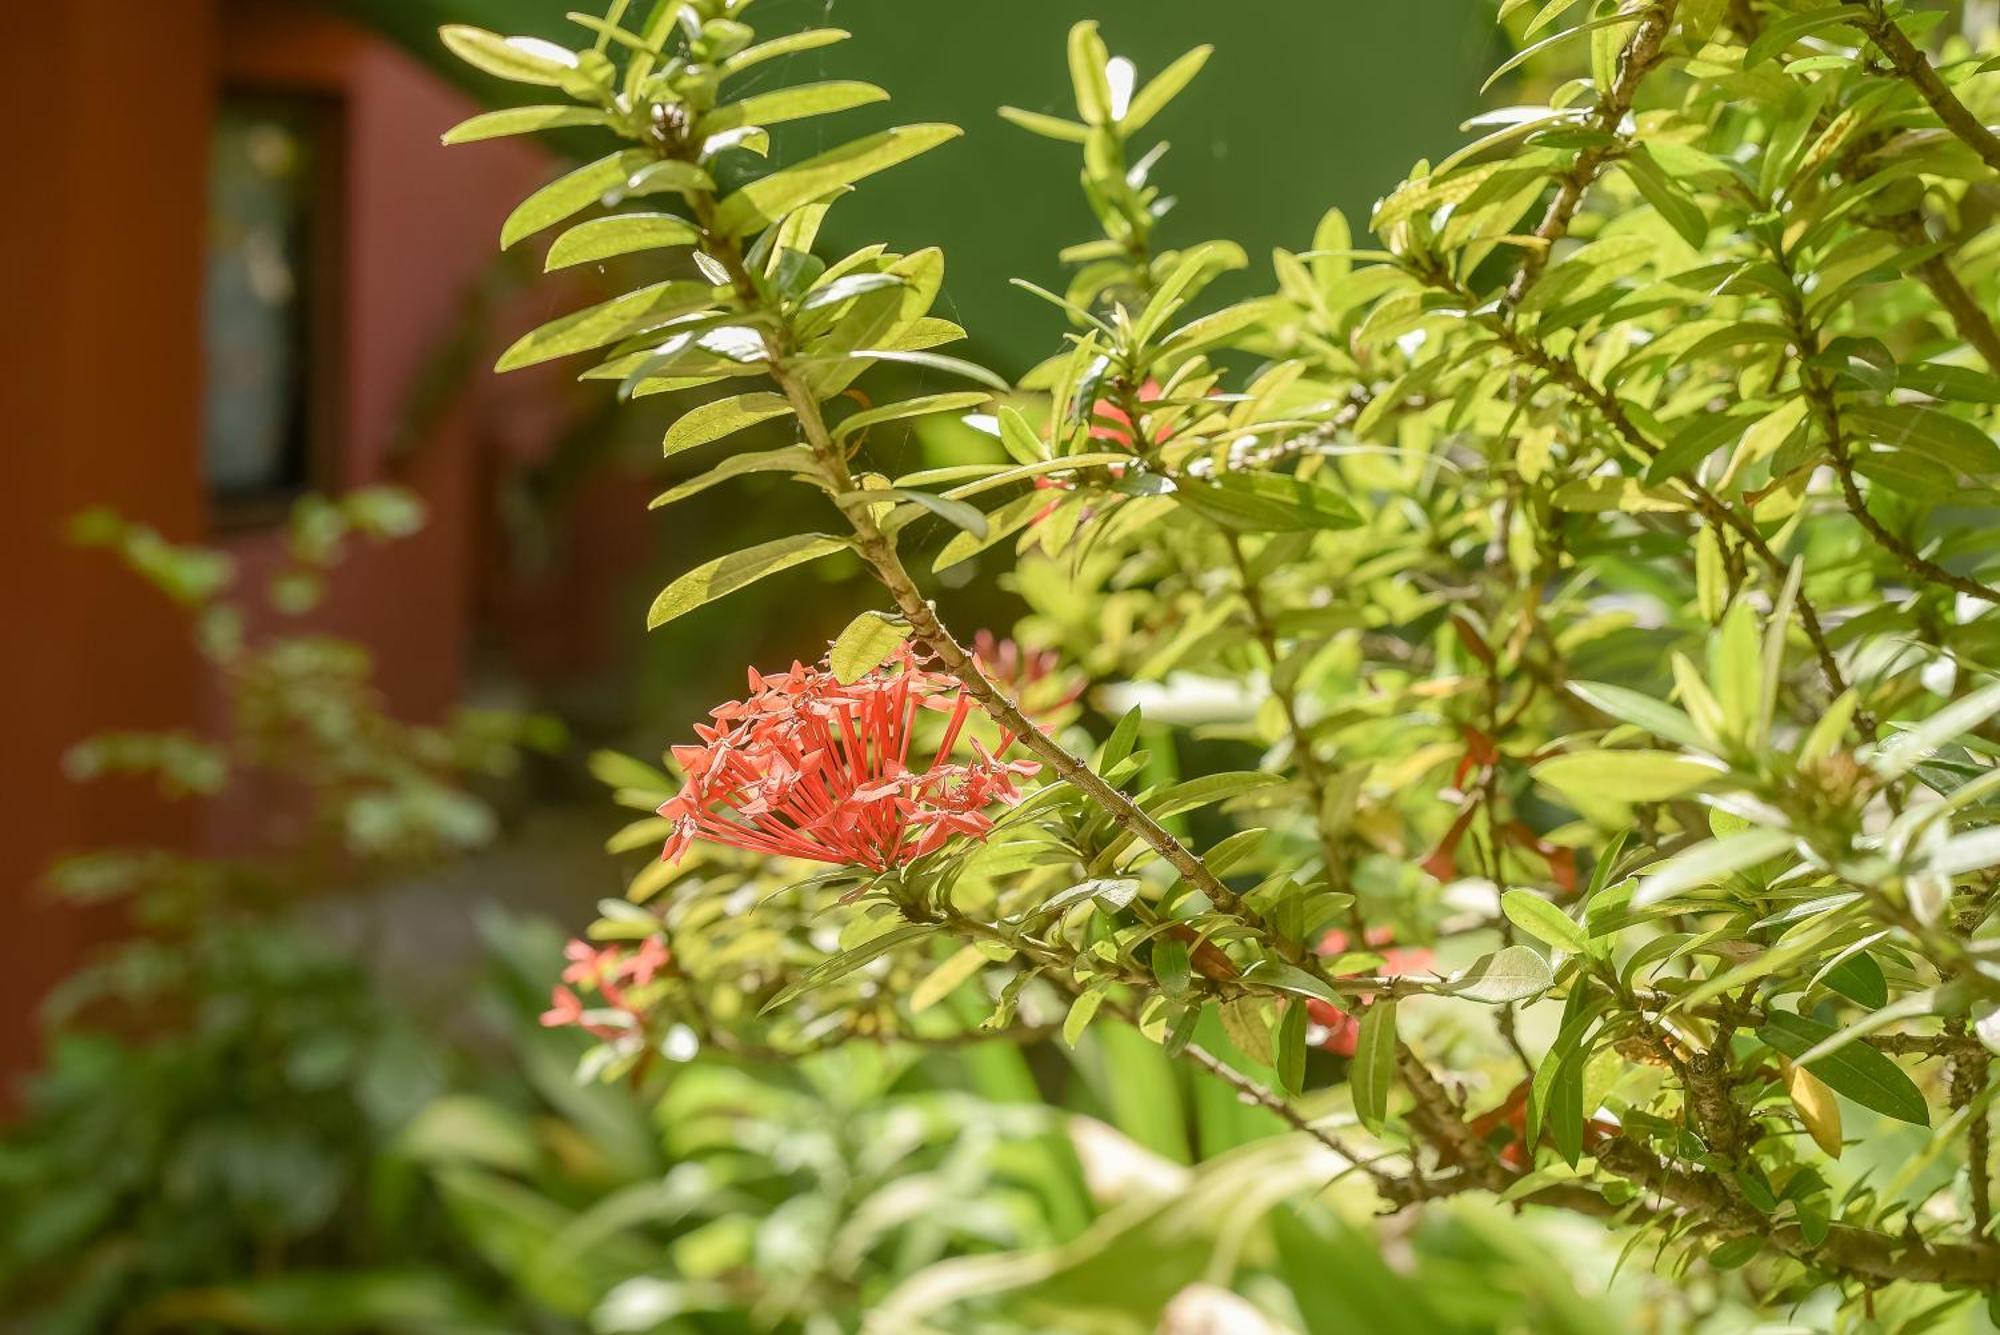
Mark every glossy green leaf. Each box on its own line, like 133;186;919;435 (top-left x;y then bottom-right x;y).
1757;1010;1929;1126
663;392;793;456
545;213;702;269
647;533;849;629
1351;1000;1397;1132
501;149;649;249
496;281;718;371
712;125;963;237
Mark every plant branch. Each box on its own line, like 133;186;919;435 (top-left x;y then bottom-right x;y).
1849;2;2000;174
1505;0;1680;306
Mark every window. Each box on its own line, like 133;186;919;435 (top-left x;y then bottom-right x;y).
202;89;340;519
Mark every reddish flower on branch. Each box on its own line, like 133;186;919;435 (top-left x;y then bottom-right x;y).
656;646;1038;872
539;936;672;1036
1306;927;1435;1057
973;630;1087;718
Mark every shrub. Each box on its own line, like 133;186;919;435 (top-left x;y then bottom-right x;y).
449;0;2000;1322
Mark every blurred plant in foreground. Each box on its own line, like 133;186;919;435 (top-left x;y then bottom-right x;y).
0;491;561;1333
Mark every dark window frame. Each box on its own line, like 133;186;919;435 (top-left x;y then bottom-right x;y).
202;84;346;531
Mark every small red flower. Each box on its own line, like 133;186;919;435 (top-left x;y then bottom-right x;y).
1308;927;1435;1057
540;936;673;1035
973;630;1086;718
657;646;1039;872
1029;381;1171;525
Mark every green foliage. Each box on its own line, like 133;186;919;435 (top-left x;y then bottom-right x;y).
0;494;562;1332
457;0;2000;1327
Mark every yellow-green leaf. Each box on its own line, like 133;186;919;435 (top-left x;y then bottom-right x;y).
647;534;849;629
663;392;793;456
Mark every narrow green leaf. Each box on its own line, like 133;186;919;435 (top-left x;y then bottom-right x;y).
1872;680;2000;779
545;212;701;269
703;82;888;135
440;26;580;86
713;124;963;237
1276;998;1308;1095
442;105;610;145
1172;473;1360;533
1351;1000;1397;1132
833;392;991;445
1121;45;1212;132
1565;682;1708;752
759;923;939;1013
1757;1010;1929;1126
1633;828;1794;907
647;534;848;629
997;106;1091;143
496;280;717;371
663;392;793;456
1531;750;1722;803
720;28;852;76
501;149;648;249
1063;987;1107;1046
1501;890;1588;954
649;446;817;510
829;610;910;683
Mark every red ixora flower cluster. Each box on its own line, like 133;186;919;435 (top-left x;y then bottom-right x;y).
540;937;670;1035
657;646;1039;871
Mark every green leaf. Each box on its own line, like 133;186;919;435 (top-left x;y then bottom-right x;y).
1063;987;1107;1046
1757;1010;1930;1126
442;105;610;145
1531;750;1722;803
1743;8;1864;66
496;280;718;371
1620;146;1707;248
1566;682;1709;751
1122;45;1212;132
1351;1001;1397;1133
648;446;818;510
1442;945;1553;1004
625;159;714;196
880;487;989;539
1142;771;1284;820
501;149;649;249
1240;960;1343;1007
713;125;963;237
1065;20;1113;124
759;923;940;1013
1633;828;1794;907
833;392;991;445
998;106;1091;143
1153;939;1192;996
647;534;849;629
910;945;988;1014
1481;12;1639;94
1844;404;2000;477
1172;473;1361;533
703;82;888;134
1501;890;1588;954
829;610;910;684
721;29;852;76
1031;877;1140;921
810;347;1011;392
545;213;702;269
440;26;580;86
1276;998;1308;1095
663;392;793;456
1872;680;2000;779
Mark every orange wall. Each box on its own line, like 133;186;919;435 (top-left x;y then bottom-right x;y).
0;0;566;1088
0;3;215;1091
